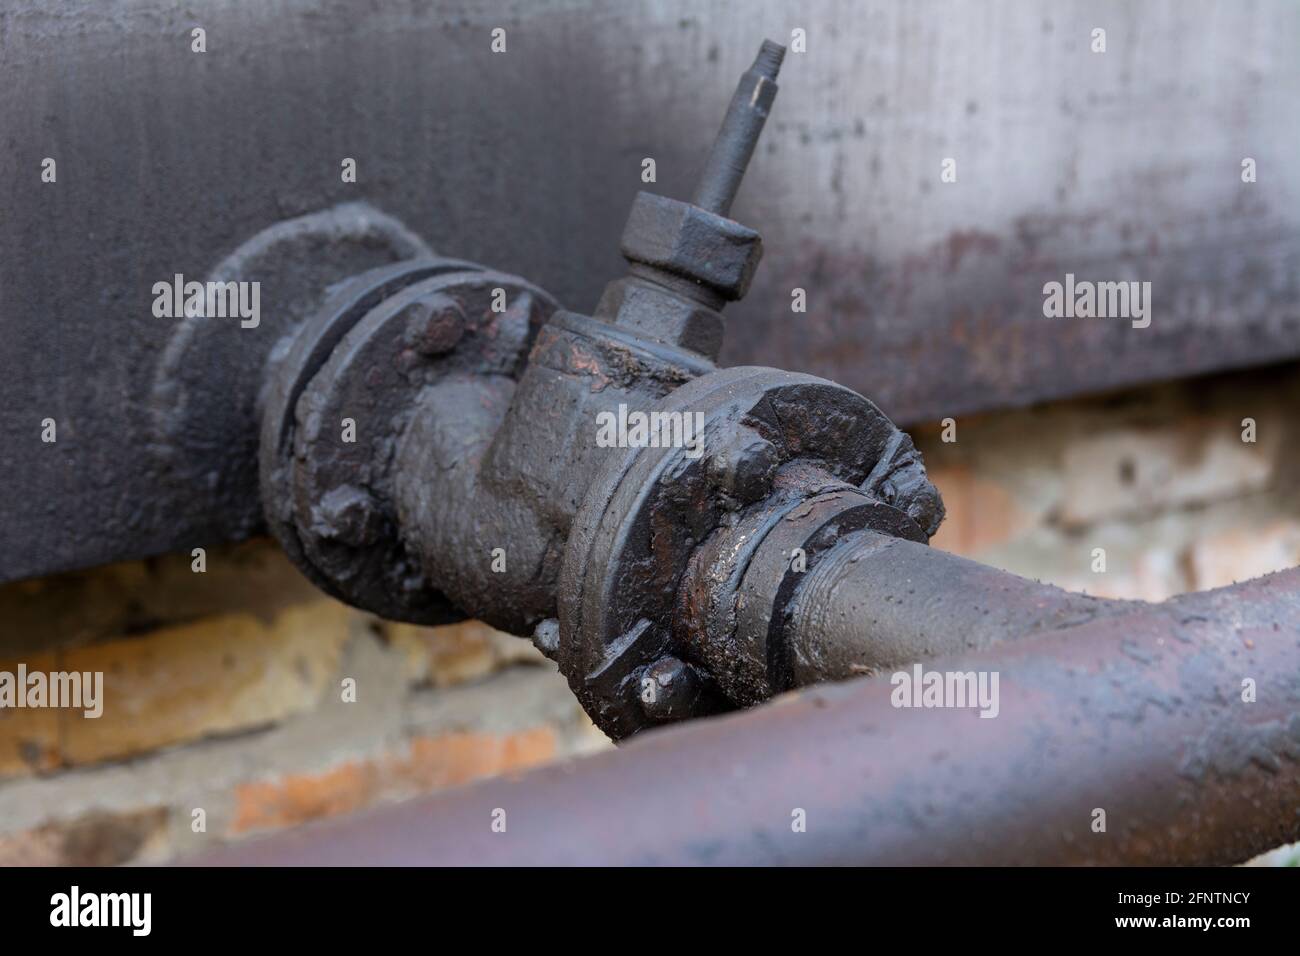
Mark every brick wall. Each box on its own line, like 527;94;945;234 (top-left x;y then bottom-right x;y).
1;361;1297;865
916;362;1300;602
0;543;607;864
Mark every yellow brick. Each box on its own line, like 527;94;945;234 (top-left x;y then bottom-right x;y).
0;538;323;657
386;619;544;687
0;650;60;778
1059;421;1277;529
58;601;355;764
1186;520;1300;591
0;808;169;866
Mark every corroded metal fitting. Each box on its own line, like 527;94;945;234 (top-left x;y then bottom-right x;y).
556;366;944;739
249;39;945;744
258;257;558;624
620;192;763;302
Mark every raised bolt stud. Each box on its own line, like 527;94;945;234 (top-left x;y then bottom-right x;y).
402;293;466;356
640;655;705;721
314;485;384;548
532;618;560;659
705;424;779;503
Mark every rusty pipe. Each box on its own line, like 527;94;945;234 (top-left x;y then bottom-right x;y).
192;565;1300;866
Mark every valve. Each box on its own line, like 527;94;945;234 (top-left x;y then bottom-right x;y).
249;39;944;740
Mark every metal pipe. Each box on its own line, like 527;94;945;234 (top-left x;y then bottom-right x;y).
784;530;1141;684
192;565;1300;866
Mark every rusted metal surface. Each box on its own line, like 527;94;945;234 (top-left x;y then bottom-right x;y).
7;6;1297;866
249;40;947;745
4;1;1299;583
192;565;1300;867
556;366;942;738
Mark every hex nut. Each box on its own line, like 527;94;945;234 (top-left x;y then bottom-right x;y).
620;192;763;300
594;277;724;357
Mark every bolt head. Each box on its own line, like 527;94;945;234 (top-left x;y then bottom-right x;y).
314;484;384;547
532;618;561;659
640;655;705;720
402;293;466;356
706;425;779;503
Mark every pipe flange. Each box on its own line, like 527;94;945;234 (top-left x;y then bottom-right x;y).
558;365;943;739
260;257;480;598
260;260;557;623
151;203;436;544
679;465;927;707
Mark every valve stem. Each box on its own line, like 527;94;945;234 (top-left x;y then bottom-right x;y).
690;39;786;217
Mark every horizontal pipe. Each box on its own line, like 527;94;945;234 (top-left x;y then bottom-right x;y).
192;566;1300;866
786;531;1141;684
